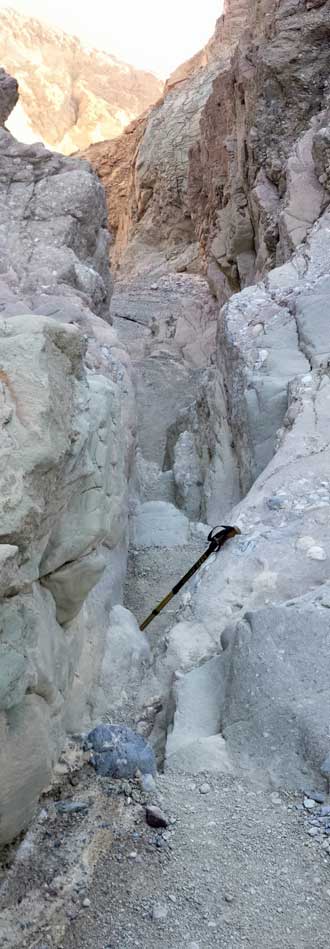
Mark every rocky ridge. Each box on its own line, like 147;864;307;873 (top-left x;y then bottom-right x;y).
0;7;162;153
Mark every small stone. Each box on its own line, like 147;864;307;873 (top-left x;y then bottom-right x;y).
267;496;286;510
321;806;330;817
168;894;177;903
199;783;211;795
82;898;91;908
56;801;89;814
154;835;165;849
307;827;319;837
307;546;326;561
271;792;282;805
146;805;168;829
304;797;316;811
129;851;137;859
141;773;156;793
224;893;234;903
152;902;168;922
310;791;325;804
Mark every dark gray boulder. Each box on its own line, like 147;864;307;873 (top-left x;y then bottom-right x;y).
86;724;156;779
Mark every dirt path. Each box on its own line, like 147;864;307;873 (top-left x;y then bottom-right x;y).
2;759;330;949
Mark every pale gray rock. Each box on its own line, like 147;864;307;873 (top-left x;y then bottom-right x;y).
166;656;225;762
220;591;330;787
131;501;189;548
167;735;233;775
95;605;151;722
161;211;330;789
0;129;111;316
0;87;135;846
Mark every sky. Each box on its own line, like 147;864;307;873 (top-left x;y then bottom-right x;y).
2;0;222;78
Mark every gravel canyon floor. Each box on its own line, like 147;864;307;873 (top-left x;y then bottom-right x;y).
2;760;330;949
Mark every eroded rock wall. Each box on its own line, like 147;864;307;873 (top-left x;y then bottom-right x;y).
188;0;330;301
84;0;250;279
162;207;330;789
0;75;135;846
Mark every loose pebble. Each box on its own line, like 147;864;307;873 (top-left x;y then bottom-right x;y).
199;783;211;795
224;893;234;903
308;827;319;837
152;902;168;922
271;792;282;805
304;798;316;811
56;801;89;814
307;546;326;561
141;773;156;793
82;898;91;907
129;851;137;859
309;791;325;804
146;805;168;829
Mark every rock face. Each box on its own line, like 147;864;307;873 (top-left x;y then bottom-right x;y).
188;0;330;301
87;0;330;302
163;207;330;789
0;8;162;153
84;0;250;279
0;74;135;846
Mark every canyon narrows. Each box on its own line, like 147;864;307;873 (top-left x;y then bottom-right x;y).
1;1;330;946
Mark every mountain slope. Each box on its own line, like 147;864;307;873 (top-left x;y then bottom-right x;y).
0;7;163;153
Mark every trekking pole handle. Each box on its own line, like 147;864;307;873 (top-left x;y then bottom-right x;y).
207;524;241;553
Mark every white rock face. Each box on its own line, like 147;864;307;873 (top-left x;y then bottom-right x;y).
95;605;151;722
162;210;330;789
0;315;135;845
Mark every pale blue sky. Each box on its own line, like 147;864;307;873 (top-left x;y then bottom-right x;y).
3;1;222;77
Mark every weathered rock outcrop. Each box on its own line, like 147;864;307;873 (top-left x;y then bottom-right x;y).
0;75;135;846
87;0;330;304
84;0;250;278
162;207;330;790
188;0;330;301
0;7;162;153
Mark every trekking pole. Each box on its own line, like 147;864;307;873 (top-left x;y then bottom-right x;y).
140;524;241;632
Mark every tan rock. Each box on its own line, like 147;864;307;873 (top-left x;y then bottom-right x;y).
1;8;162;153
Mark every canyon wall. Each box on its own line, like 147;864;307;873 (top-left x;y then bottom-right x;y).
85;0;330;791
0;72;135;846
